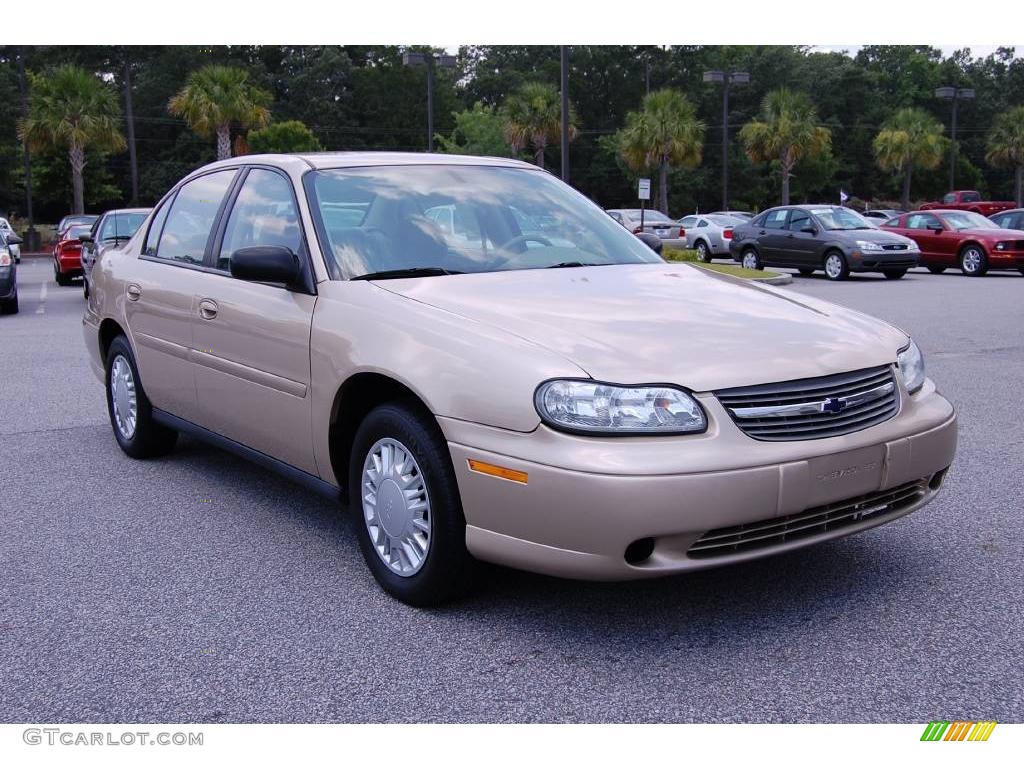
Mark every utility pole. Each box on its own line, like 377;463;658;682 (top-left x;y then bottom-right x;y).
123;55;139;205
17;49;39;252
403;50;457;152
560;45;570;183
704;70;750;212
935;86;975;189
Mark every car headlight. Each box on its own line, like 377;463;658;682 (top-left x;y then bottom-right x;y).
897;340;925;395
995;241;1008;251
0;249;11;267
535;380;707;435
856;240;884;251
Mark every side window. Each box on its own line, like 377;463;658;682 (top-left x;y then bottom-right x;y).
679;216;697;228
906;213;940;230
962;191;980;203
942;193;957;204
787;210;812;231
154;170;236;265
696;219;709;228
143;199;172;256
763;209;789;229
218;169;301;271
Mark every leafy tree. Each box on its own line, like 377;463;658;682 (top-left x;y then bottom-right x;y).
501;82;576;168
873;108;947;210
616;89;704;214
168;65;271;161
435;102;511;157
740;88;831;206
986;106;1024;206
247;120;322;154
19;65;125;215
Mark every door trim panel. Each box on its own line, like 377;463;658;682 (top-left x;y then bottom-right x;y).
135;331;190;361
189;348;308;398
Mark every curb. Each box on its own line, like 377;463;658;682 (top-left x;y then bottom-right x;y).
751;272;791;285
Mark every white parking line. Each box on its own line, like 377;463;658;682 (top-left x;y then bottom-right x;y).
36;281;47;314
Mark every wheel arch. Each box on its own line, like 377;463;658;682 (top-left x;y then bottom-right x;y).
98;318;128;364
958;239;987;256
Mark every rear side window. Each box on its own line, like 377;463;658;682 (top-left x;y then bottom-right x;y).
763;209;789;229
152;170;236;265
143;200;172;257
942;193;957;204
961;191;980;203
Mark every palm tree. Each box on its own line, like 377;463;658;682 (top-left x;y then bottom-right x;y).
739;88;831;206
169;65;272;161
986;106;1024;206
501;82;577;169
873;108;947;211
617;89;704;215
19;65;126;215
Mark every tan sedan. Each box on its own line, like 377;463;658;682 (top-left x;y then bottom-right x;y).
83;153;957;605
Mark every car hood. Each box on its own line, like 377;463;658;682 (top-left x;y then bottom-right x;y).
832;228;914;245
376;263;909;391
959;227;1024;239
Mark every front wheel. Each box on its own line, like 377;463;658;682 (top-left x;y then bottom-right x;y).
740;248;762;271
823;251;849;281
883;269;907;280
695;240;712;263
105;335;178;459
349;402;475;606
959;245;988;276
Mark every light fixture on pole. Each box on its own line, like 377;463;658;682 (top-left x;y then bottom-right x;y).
560;46;570;183
403;51;457;152
704;70;750;211
935;86;975;189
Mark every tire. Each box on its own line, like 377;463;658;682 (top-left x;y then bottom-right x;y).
927;266;946;275
83;277;89;299
740;248;762;271
55;268;70;287
1018;268;1024;276
349;402;475;606
959;245;988;276
104;335;177;459
798;267;815;276
823;250;849;281
883;269;907;280
695;240;712;263
0;290;17;315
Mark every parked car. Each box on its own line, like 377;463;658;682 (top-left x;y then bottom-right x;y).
0;217;21;262
84;153;957;605
988;208;1024;231
606;208;686;249
881;209;1024;276
633;231;663;254
709;210;753;220
678;213;744;262
53;223;92;286
863;209;904;226
56;214;99;238
80;208;151;298
0;230;20;314
730;205;921;280
919;190;1015;216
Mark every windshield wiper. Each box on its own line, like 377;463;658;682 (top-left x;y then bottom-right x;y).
350;267;463;281
546;261;601;269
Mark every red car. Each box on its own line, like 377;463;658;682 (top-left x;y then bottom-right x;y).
882;209;1024;277
918;190;1016;216
53;223;92;286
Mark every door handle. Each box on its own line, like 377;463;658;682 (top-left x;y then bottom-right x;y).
198;298;218;320
126;284;142;301
759;230;767;235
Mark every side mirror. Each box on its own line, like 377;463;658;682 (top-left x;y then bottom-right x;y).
78;233;93;244
230;245;301;285
7;234;22;245
801;226;817;235
929;225;944;233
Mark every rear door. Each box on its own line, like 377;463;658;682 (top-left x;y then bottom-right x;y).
126;170;238;422
190;167;318;475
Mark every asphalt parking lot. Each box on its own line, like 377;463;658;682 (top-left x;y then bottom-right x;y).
1;257;1021;724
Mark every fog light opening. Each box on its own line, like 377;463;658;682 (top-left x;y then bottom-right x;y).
929;468;949;491
624;537;655;565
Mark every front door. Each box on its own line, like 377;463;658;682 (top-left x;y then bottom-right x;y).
902;212;948;265
758;208;791;263
781;208;821;267
190;168;318;475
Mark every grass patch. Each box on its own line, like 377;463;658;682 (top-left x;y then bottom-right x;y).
662;247;782;280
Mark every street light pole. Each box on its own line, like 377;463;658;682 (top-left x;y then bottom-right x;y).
560;45;570;183
935;86;975;190
17;49;38;252
704;70;750;211
403;50;457;153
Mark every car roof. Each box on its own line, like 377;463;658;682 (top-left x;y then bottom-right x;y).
100;208;152;216
196;151;539;175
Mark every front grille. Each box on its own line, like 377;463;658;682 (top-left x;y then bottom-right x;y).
862;258;918;269
882;243;908;250
716;365;900;441
687;478;930;559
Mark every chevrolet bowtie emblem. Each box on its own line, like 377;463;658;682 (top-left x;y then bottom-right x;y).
821;397;846;414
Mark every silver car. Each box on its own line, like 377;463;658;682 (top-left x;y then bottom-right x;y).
678;213;745;262
606;209;686;249
0;218;20;263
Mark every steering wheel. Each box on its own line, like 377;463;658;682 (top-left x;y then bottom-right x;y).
489;233;555;267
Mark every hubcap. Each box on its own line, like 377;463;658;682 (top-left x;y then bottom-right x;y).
697;243;707;259
963;249;981;273
825;254;843;278
110;354;138;440
742;252;758;270
361;437;431;577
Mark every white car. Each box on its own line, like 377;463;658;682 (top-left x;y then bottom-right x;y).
678;213;746;262
0;218;20;262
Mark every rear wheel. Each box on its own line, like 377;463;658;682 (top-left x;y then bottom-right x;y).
55;264;70;287
740;248;762;271
105;336;177;459
823;251;849;281
959;245;988;276
927;265;946;275
798;267;815;276
349;402;475;606
883;269;907;280
83;277;89;299
694;240;712;263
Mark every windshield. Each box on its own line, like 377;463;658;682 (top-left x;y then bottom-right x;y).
99;212;149;242
66;225;91;240
810;207;872;230
941;211;997;230
308;166;663;278
706;214;742;226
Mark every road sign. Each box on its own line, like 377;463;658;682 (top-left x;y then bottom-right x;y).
638;178;651;200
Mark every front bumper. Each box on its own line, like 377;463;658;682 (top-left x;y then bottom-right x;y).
848;249;920;271
988;251;1024;269
442;380;956;580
